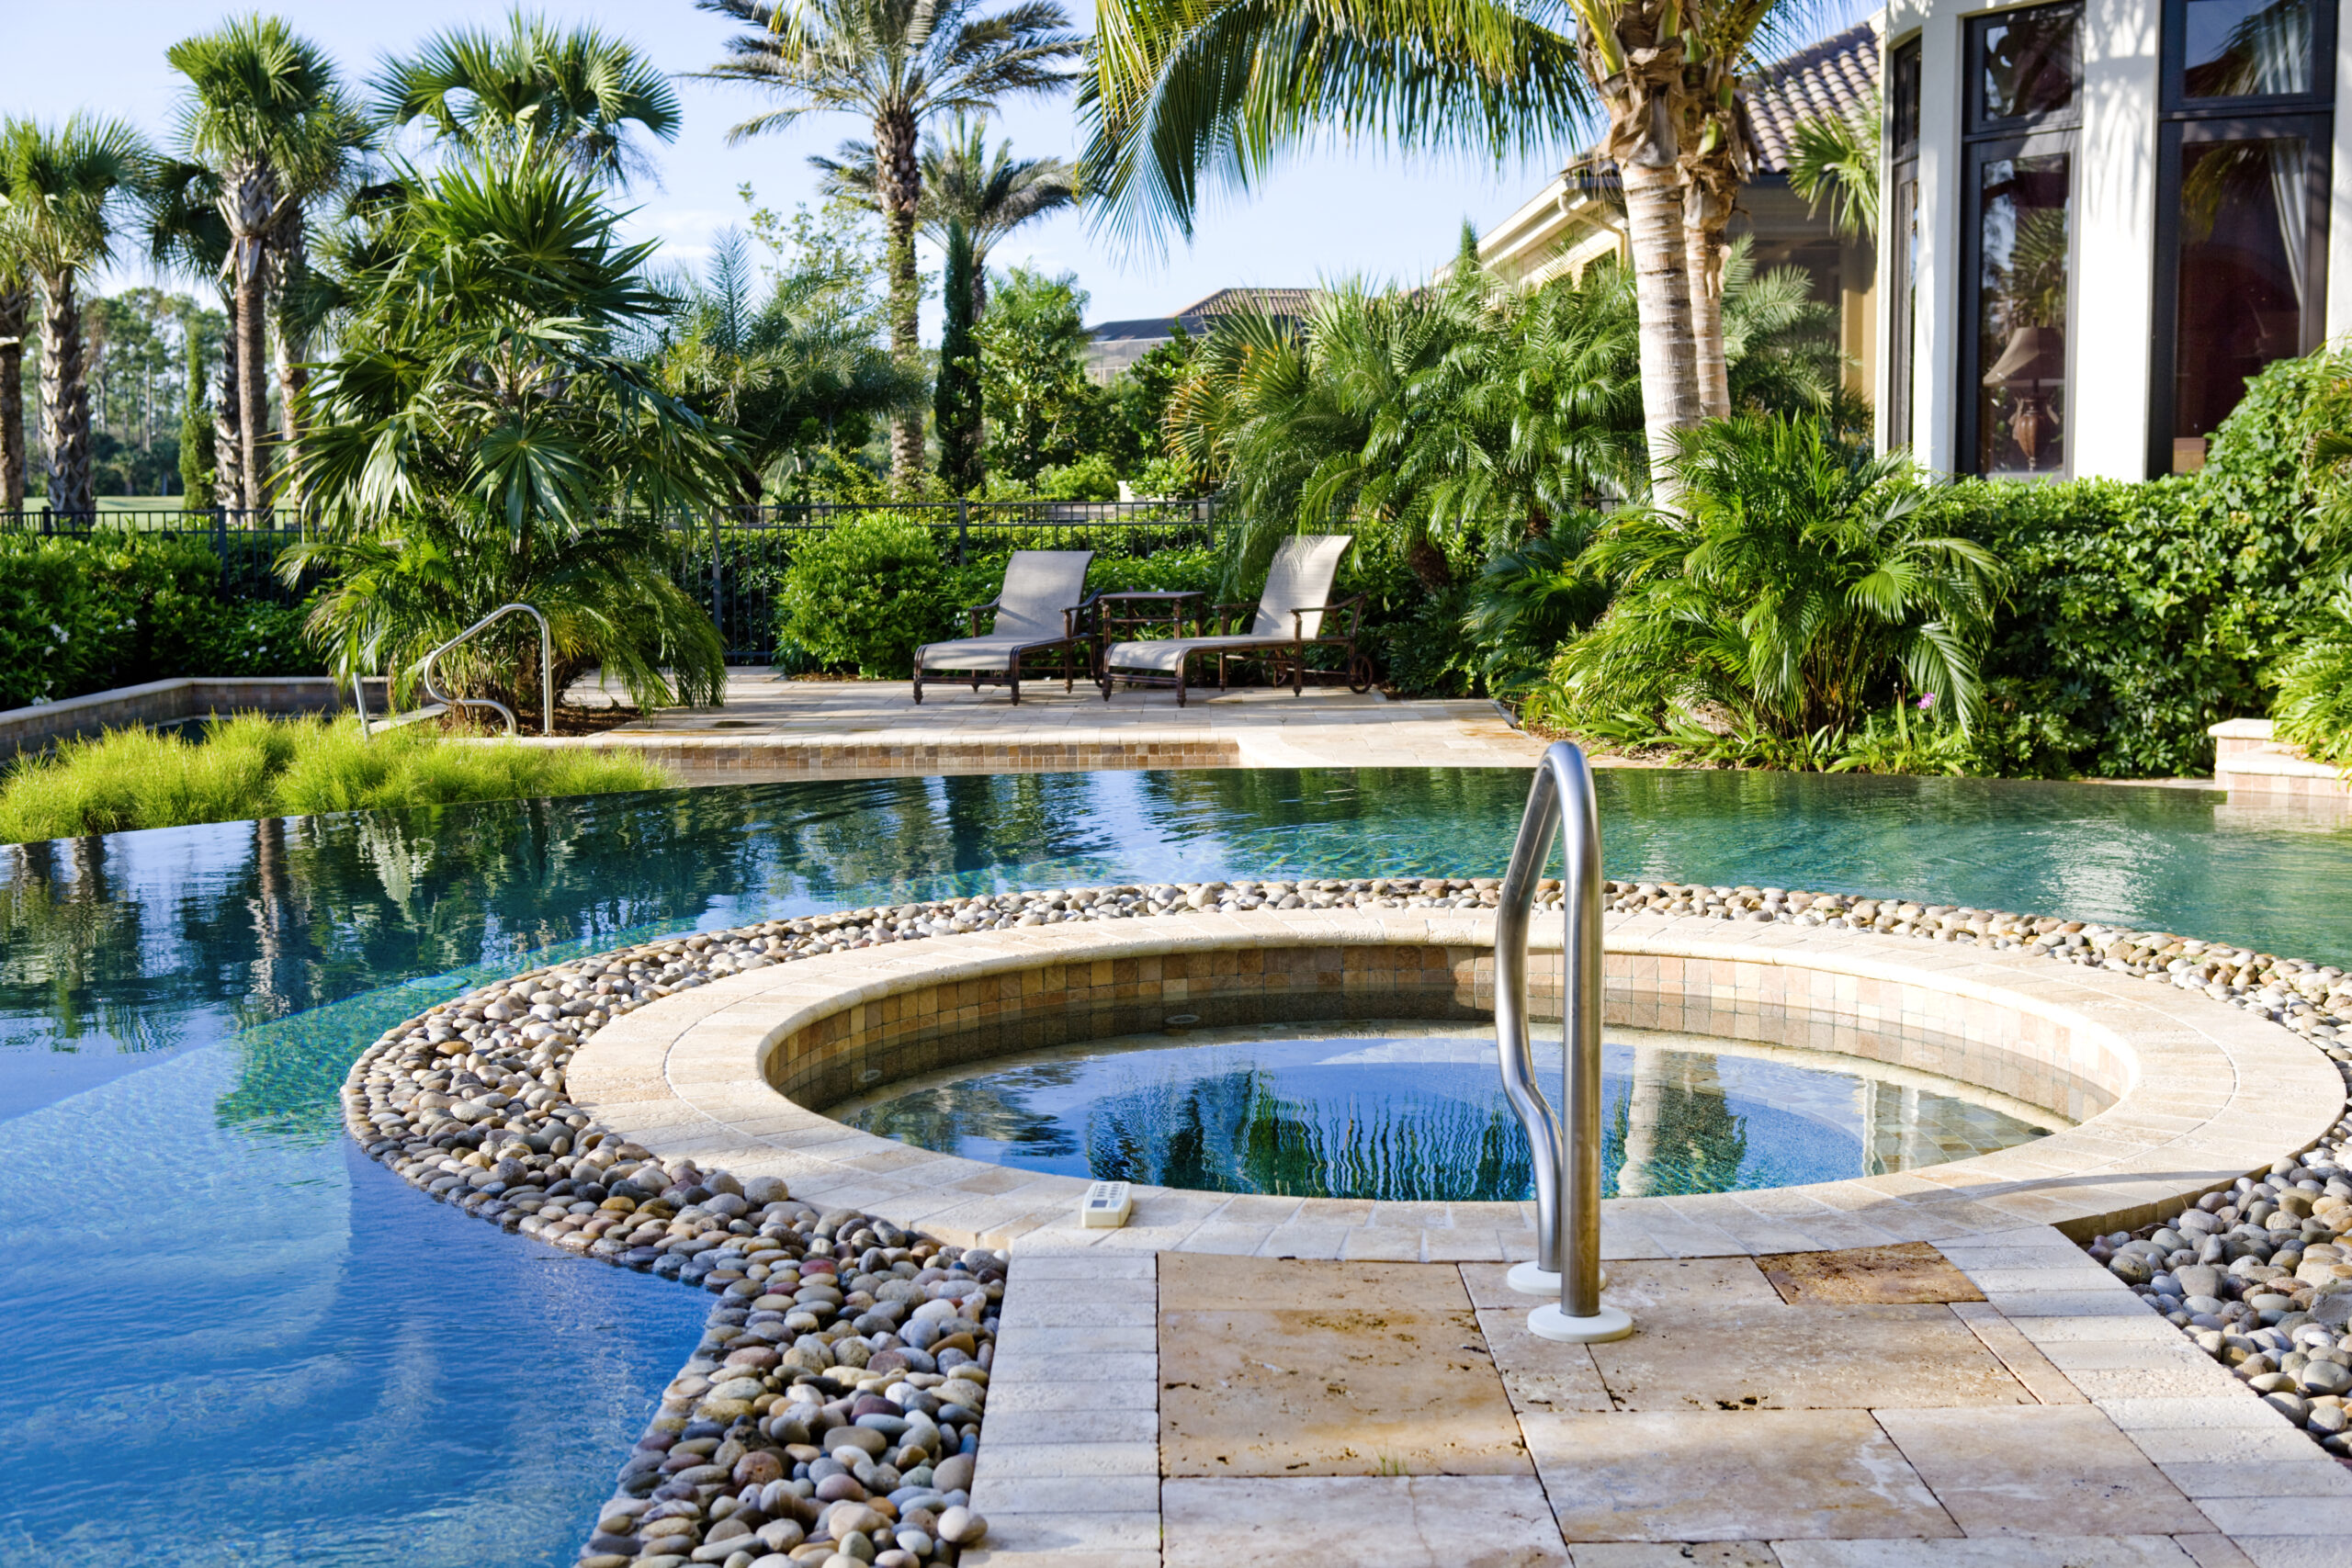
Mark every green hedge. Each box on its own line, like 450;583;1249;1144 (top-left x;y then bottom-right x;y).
1918;351;2343;778
0;532;322;710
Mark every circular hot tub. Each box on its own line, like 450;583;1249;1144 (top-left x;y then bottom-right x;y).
565;905;2340;1257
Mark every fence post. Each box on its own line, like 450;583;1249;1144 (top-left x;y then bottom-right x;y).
955;499;969;565
711;508;724;646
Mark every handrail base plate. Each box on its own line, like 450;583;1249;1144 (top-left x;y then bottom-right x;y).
1528;1303;1634;1344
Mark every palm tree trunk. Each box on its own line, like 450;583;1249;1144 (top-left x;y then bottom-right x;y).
270;209;310;503
1584;11;1702;500
0;285;25;513
875;107;924;490
1621;159;1702;491
1685;213;1731;422
213;310;244;511
231;165;277;513
1681;103;1751;423
37;271;94;517
1404;534;1452;591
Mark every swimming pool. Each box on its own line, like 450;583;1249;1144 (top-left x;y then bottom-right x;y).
6;766;2350;1564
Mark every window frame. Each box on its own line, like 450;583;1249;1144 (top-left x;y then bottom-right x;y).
1888;36;1923;449
2159;0;2336;116
1958;128;2081;481
1965;1;2087;137
2146;113;2334;472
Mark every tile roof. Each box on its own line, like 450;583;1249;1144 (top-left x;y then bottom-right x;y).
1742;22;1879;175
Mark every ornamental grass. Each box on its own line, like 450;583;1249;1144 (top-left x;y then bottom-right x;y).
0;714;672;843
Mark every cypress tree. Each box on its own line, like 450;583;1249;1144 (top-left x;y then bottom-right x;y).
176;308;214;503
933;218;982;495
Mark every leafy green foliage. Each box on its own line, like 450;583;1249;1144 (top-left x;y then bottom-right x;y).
1540;415;2006;741
2270;596;2352;767
776;512;952;676
289;154;732;717
934;219;983;494
0;531;320;707
0;713;669;844
977;265;1101;482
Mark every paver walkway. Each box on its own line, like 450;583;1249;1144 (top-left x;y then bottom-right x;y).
968;1237;2352;1568
554;671;1545;781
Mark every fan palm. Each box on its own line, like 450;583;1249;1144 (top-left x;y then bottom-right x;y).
1555;413;2006;739
0;115;152;517
692;0;1085;489
285;155;737;717
373;12;682;190
166;15;368;510
811;113;1078;313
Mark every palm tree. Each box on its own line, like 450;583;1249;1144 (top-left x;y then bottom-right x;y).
1083;0;1718;492
0;210;28;513
373;12;682;189
0;116;151;518
1555;413;2006;740
166;15;368;511
693;0;1085;489
146;158;243;509
811;113;1077;314
287;154;737;717
1785;85;1882;241
649;227;920;502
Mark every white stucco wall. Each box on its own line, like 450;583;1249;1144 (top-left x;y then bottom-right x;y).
2330;5;2352;339
2073;0;2161;478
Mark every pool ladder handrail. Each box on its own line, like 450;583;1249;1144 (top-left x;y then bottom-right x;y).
416;604;554;738
1496;740;1634;1343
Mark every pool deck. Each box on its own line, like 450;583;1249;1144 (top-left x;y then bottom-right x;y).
561;909;2352;1568
548;671;1548;782
973;1239;2352;1568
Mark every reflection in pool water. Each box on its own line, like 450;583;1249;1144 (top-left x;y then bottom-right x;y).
1;766;2343;1563
832;1022;2062;1201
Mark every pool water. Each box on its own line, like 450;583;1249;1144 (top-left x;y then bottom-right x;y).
6;766;2352;1564
831;1021;2060;1201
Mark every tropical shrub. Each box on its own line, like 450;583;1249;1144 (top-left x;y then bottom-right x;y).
288;153;733;721
0;532;322;707
776;512;952;676
1535;415;2005;744
0;713;671;842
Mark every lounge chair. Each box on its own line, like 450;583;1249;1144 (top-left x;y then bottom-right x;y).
1098;535;1369;706
911;549;1096;705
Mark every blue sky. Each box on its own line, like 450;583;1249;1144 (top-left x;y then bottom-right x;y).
19;1;1869;333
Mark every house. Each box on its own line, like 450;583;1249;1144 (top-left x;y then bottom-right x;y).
1470;23;1883;400
1082;287;1317;383
1879;0;2349;479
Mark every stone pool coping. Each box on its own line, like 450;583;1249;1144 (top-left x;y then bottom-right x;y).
566;908;2346;1262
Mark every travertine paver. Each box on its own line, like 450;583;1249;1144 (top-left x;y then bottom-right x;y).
1158;1258;1530;1477
1871;1405;2212;1536
546;671;1548;781
1758;1241;1988;1304
1522;1408;1961;1540
1161;1475;1570;1567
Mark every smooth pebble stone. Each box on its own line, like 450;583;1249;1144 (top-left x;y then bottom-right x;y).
930;1453;973;1494
935;1506;986;1546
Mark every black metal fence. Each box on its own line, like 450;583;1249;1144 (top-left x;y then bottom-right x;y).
0;501;1235;664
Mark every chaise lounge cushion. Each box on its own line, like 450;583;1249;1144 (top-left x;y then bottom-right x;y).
1102;535;1353;674
917;550;1093;673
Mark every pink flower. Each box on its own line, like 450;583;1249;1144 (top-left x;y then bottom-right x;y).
1916;693;1936;710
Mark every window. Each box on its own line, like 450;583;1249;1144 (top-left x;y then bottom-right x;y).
1962;3;2081;479
2153;0;2334;472
1888;39;1921;449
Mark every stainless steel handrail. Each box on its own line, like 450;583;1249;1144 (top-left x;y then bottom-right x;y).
351;674;373;738
418;604;553;738
1495;740;1634;1344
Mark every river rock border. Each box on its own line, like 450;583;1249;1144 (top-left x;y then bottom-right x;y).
338;875;2352;1567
